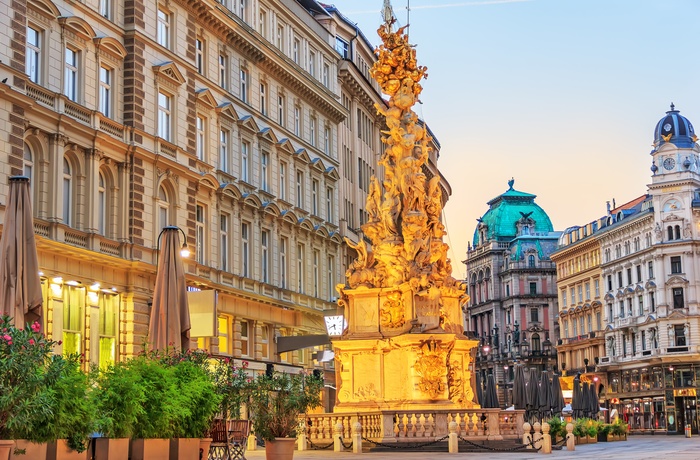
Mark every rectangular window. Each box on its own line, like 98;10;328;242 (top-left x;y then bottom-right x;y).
297;243;305;293
260;325;269;358
99;66;112;117
596;312;601;331
62;286;85;356
260;82;267;116
530;307;539;323
157;91;171;141
627;298;633;317
240;69;248;103
311;179;319;215
196;204;205;264
64;48;78;102
241;141;250;182
294;107;300;136
279;161;287;200
218;316;230;355
157;8;170;48
675;324;686;346
238;0;246;20
335;37;349;58
327;255;334;300
26;26;41;83
648;261;654;279
196;116;206;160
638;295;644;316
98;293;118;369
561;291;567;308
240;319;250;356
572;318;578;338
258;8;266;36
99;0;111;18
673;287;684;309
607;275;613;291
627;268;632;285
308;50;316;77
276;24;284;49
671;256;682;274
595;279;600;297
313;249;319;297
636;265;642;283
570;288;575;304
261;151;269;191
650;292;656;312
310;117;317;146
195;38;204;74
218;54;228;89
220;213;229;272
293;38;300;64
322;63;329;88
577;285;583;302
641;330;647;351
617;271;623;287
278;94;286;127
280;237;288;289
324;127;331;155
261;230;269;283
563;320;569;339
296;170;303;208
220;128;229;172
241;222;250;277
326;187;333;222
585;282;590;300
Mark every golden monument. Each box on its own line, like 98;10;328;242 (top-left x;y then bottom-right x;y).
333;8;479;412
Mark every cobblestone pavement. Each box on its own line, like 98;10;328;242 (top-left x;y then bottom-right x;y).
242;435;700;459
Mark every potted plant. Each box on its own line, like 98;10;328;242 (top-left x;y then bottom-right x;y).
245;371;323;460
0;315;56;460
597;423;612;442
545;417;564;443
44;354;96;460
572;418;588;444
611;418;628;440
585;419;599;443
91;362;147;460
206;358;251;458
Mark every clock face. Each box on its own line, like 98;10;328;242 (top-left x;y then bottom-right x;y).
664;123;672;132
324;315;345;336
663;157;676;170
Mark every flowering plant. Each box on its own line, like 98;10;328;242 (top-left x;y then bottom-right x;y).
0;315;56;440
212;358;251;420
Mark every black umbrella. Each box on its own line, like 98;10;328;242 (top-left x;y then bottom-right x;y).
513;364;528;410
550;374;565;416
588;382;599;418
581;381;591;418
475;372;485;407
572;375;582;419
538;370;553;421
526;368;540;422
483;374;500;409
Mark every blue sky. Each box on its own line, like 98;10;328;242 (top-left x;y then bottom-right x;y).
327;0;700;279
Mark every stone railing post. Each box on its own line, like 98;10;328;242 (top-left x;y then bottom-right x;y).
541;422;552;454
448;421;458;454
523;422;532;449
352;422;363;454
515;411;525;437
334;422;344;452
487;411;502;440
533;422;542;450
298;428;308;451
379;411;395;443
566;423;575;451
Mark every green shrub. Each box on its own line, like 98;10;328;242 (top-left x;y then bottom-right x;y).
611;418;628;436
171;361;221;438
545;417;565;439
92;362;147;438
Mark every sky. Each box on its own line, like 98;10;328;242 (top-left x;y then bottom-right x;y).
326;0;700;280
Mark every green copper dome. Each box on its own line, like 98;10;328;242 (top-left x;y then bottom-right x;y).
472;179;554;247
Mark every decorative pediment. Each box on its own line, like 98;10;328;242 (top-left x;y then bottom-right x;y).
262;202;281;217
605;324;614;331
624;287;635;295
280;209;299;225
635;284;645;293
645;280;656;289
293;148;311;164
591;301;602;308
310;157;326;172
241;193;262;208
298;218;314;232
276;138;296;157
237;115;260;133
59;16;96;40
216;102;239;122
199;173;219;190
604;293;615;302
330;231;343;244
560;308;568;316
31;0;60;18
639;314;657;325
314;225;330;237
662;213;681;222
615;289;625;299
257;127;278;144
195;88;218;109
324;166;340;181
94;37;127;60
218;183;242;201
668;309;688;319
667;275;689;286
153;62;185;87
582;303;591;311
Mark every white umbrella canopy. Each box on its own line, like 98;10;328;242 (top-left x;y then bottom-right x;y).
0;176;43;330
148;227;191;351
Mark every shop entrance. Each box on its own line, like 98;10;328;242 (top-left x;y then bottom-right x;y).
674;396;698;434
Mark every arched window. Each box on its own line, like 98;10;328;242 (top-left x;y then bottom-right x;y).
23;143;35;214
157;184;170;231
675;225;681;240
531;333;541;352
98;172;106;236
528;254;535;268
63;157;73;226
667;226;674;241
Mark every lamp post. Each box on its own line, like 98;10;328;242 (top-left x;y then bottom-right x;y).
157;225;190;259
503;364;510;408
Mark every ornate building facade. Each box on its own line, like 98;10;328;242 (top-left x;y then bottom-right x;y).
0;0;454;397
464;180;561;407
594;106;700;434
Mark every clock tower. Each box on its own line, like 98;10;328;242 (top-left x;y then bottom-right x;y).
648;104;700;242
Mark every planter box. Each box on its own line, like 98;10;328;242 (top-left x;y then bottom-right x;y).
596;433;612;442
169;439;199;460
265;438;296;460
94;438;129;460
10;440;47;459
587;435;598;443
130;439;169;460
574;436;587;445
47;440;88;460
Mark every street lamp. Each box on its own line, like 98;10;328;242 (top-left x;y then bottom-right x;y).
503;364;510;408
157;226;190;258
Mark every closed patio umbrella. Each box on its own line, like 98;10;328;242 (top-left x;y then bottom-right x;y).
581;381;591;418
483;374;500;409
538;370;553;420
475;372;485;407
148;226;191;351
513;363;527;410
526;368;540;422
572;376;582;419
588;383;599;418
550;374;565;416
0;176;43;329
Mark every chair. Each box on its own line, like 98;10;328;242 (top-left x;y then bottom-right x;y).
208;419;250;460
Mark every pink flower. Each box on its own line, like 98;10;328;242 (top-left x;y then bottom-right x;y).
31;321;40;332
57;340;63;345
242;361;249;368
29;339;35;345
224;357;230;364
2;334;10;342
